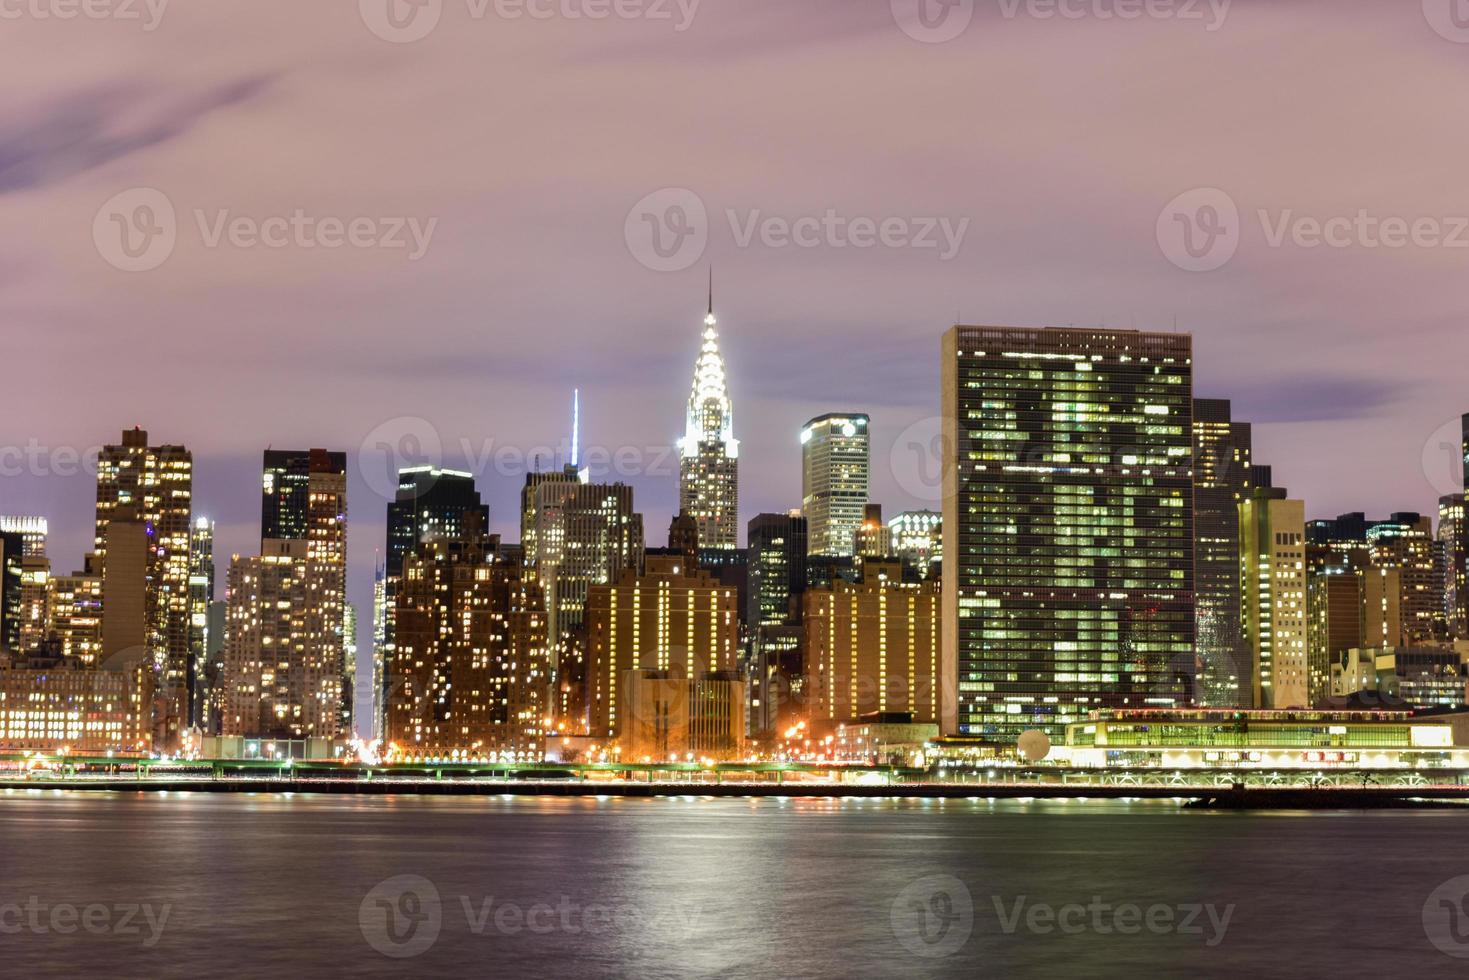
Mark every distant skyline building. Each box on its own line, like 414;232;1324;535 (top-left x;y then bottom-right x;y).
94;427;193;740
584;554;739;741
0;517;47;558
1192;398;1254;709
0;533;23;655
801;413;870;557
804;558;940;724
1241;488;1309;709
386;528;549;761
189;517;215;729
1442;494;1467;639
747;512;808;733
677;285;739;550
888;510;941;579
221;539;343;740
261;449;350;730
941;325;1196;741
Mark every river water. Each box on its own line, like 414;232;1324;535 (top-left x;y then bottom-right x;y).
1;791;1466;977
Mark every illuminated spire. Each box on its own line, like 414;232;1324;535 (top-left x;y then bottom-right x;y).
571;388;580;468
681;274;737;459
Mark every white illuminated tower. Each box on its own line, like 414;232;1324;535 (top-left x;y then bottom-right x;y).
678;275;739;550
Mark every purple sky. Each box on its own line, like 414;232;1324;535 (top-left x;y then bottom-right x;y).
3;0;1467;663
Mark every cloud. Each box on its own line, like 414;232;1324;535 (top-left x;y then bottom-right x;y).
0;75;270;195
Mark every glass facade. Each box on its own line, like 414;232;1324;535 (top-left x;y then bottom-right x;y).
942;326;1195;741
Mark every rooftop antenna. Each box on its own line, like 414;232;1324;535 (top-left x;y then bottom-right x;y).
708;267;714;319
571;388;581;469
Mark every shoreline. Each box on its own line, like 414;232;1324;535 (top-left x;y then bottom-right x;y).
5;778;1468;808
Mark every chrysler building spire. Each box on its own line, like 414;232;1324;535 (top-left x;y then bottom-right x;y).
678;274;739;549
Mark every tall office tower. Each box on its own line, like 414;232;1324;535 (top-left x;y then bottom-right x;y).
94;428;193;736
16;555;49;653
584;554;739;740
46;572;104;665
888;510;942;580
261;450;350;730
188;518;215;729
747;512;808;733
220;540;342;739
521;465;581;568
941;326;1196;741
1366;513;1444;643
0;533;23;654
525;478;644;647
1241;489;1309;709
801;414;870;557
386;532;549;761
855;504;892;559
1438;495;1466;639
371;556;387;740
804;558;941;724
0;517;47;557
343;601;358;734
1191;398;1254;709
1362;566;1405;648
382;467;489;714
202;599;227;732
678;288;739;550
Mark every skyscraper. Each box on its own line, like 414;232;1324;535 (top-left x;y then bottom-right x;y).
1240;489;1309;708
220;540;343;739
94;427;193;738
941;325;1195;741
189;517;215;729
801;413;870;557
678;285;739;550
0;533;23;655
747;512;807;733
381;467;489;724
887;510;942;580
1191;398;1254;708
0;517;47;558
261;450;349;729
387;530;549;761
1441;494;1467;639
